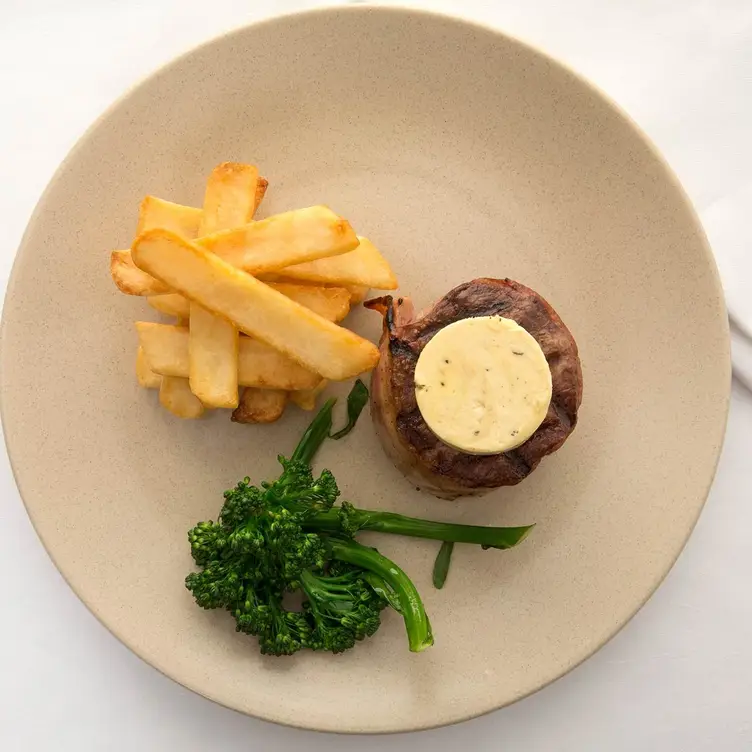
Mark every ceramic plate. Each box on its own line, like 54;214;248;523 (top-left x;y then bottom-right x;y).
0;7;730;734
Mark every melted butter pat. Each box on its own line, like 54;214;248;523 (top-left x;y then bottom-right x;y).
414;316;552;454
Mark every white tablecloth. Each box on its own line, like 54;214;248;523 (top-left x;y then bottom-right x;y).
1;2;751;750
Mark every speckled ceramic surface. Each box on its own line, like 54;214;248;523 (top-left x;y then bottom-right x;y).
0;6;730;734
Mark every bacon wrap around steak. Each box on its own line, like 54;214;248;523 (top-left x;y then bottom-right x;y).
365;278;583;499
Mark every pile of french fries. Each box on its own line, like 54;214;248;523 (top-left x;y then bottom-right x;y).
110;163;397;422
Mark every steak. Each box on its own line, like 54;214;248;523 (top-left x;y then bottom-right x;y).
365;278;583;499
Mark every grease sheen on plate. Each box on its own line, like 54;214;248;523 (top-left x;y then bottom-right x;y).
0;6;729;734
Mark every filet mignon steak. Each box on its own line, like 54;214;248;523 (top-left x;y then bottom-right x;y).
365;278;583;499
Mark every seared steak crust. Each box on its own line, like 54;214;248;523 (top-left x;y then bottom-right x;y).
365;278;583;499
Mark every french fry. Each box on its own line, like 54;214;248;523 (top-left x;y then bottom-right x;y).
236;336;322;391
269;283;351;322
147;283;350;323
131;230;380;380
131;190;217;417
136;346;161;389
198;170;274;422
230;175;285;417
136;196;203;237
288;380;328;411
198;163;260;235
189;306;240;408
118;197;204;295
111;250;171;295
346;284;370;305
135;323;322;390
159;375;205;419
199;206;359;274
231;388;288;424
271;237;397;289
254;177;269;214
147;293;191;318
136;324;191;376
189;163;263;408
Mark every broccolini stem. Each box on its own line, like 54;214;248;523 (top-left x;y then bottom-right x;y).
328;538;434;653
309;509;534;549
432;541;454;589
291;381;371;466
329;379;369;440
291;398;336;466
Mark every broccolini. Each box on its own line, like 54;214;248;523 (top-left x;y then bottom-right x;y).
186;382;533;655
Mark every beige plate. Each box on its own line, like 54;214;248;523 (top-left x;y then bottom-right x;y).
0;6;730;734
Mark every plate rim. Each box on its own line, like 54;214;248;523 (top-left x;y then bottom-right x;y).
0;3;731;734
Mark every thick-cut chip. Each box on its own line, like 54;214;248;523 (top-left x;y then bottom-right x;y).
134;193;204;415
271;237;397;289
136;346;161;389
136;324;192;376
135;323;322;390
111;250;171;295
254;177;268;214
190;163;263;408
147;293;191;318
124;197;204;295
199;206;359;274
132;230;380;380
346;284;370;305
148;283;350;323
266;283;351;322
271;283;350;322
114;199;194;297
288;380;328;411
159;376;205;419
231;388;288;424
137;196;203;237
198;162;260;235
236;336;322;390
189;296;238;408
188;306;239;408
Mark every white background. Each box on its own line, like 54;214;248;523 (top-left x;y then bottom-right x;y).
1;1;751;750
